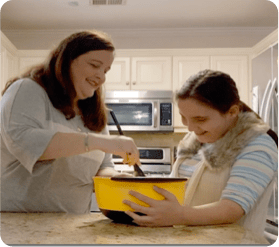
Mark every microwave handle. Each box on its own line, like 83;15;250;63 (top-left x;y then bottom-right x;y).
154;101;158;128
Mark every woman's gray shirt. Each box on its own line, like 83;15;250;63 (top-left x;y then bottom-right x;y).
1;78;114;213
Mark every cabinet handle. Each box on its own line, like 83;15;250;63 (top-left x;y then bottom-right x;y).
132;81;136;85
126;82;129;85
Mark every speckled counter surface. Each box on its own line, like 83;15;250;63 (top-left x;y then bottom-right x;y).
1;212;269;245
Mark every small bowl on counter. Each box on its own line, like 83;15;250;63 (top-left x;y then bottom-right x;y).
93;176;188;224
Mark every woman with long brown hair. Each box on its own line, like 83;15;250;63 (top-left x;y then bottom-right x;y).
1;30;139;213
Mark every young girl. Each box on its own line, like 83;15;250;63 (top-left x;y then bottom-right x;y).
124;70;277;236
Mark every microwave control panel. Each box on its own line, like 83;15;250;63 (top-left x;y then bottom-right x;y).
160;103;172;126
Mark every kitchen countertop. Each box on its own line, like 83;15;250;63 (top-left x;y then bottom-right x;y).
1;212;269;245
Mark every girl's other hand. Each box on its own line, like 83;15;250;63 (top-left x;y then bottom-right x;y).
123;186;186;226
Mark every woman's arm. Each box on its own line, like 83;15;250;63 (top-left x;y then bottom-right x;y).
39;132;140;163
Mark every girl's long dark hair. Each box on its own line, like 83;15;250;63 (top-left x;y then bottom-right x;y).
176;69;278;146
2;30;115;132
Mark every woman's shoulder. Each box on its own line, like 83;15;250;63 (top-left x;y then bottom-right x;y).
2;78;47;101
1;78;49;113
3;78;49;104
247;133;277;151
9;78;46;95
236;133;278;170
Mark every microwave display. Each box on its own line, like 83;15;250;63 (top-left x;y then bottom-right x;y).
107;103;152;126
113;149;163;160
139;149;163;159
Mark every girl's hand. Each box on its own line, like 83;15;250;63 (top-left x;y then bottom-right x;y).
123;186;186;226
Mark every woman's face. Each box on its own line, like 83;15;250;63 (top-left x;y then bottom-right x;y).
178;98;238;143
70;50;114;101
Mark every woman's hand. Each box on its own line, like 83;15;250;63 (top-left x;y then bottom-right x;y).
123;186;186;226
90;134;140;166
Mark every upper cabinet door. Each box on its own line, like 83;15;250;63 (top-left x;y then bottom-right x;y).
172;56;210;129
173;56;210;91
105;57;130;91
131;57;172;90
211;56;249;105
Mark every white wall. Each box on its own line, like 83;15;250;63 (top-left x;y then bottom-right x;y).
2;27;276;50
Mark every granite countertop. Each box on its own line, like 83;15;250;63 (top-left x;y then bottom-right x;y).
1;212;269;245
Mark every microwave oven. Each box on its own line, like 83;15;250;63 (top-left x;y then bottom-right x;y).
105;90;173;132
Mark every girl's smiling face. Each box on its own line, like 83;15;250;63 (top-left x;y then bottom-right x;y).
178;98;239;143
70;50;114;102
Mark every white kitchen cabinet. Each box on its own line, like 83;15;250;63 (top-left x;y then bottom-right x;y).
104;57;130;90
211;55;249;105
172;56;210;129
172;56;210;91
131;57;172;90
105;56;172;91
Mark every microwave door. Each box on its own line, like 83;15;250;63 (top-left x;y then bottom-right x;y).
106;101;156;131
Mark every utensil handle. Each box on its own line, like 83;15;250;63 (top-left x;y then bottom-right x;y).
109;110;145;177
133;163;145;177
109;110;124;135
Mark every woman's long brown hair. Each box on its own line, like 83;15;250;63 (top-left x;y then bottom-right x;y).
2;30;115;132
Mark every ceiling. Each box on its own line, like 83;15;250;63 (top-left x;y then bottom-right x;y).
0;0;278;49
1;0;278;30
